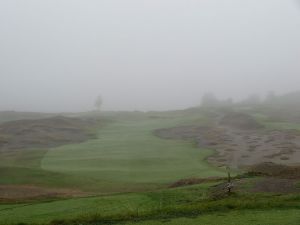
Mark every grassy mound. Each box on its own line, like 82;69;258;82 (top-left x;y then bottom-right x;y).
0;116;98;150
249;162;300;179
220;112;263;130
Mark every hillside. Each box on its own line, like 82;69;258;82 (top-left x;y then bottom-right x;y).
0;111;55;124
0;108;300;225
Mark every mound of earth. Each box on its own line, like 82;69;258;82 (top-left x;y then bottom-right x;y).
250;178;300;193
233;163;300;194
0;116;98;150
249;162;300;179
0;111;54;124
210;163;300;196
169;177;223;188
219;112;263;130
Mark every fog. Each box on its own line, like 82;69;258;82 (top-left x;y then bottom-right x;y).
0;0;300;112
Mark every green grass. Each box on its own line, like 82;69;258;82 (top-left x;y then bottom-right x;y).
52;193;300;225
250;111;300;131
263;121;300;130
1;189;299;225
1;180;300;225
124;208;300;225
0;149;48;168
0;112;224;192
41;117;225;192
0;183;216;224
1;110;300;225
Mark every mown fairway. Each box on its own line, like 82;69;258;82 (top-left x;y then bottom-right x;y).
41;115;225;192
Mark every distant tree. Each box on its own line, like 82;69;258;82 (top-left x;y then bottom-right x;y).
224;98;233;106
265;91;276;103
94;95;103;111
240;94;261;106
201;93;219;107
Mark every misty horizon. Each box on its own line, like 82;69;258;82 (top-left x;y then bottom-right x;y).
1;0;300;112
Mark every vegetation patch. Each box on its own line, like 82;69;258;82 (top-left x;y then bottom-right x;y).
0;185;85;203
249;162;300;179
169;177;224;188
219;112;264;130
0;116;100;150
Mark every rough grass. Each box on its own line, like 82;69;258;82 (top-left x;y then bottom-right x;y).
0;183;216;224
124;208;300;225
2;190;300;225
264;122;300;131
48;193;300;225
0;183;300;225
0;111;54;124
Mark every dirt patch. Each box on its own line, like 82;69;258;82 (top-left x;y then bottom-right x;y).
0;116;99;150
169;177;224;188
0;185;86;202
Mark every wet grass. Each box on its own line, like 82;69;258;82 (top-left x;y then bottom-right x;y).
41;115;225;192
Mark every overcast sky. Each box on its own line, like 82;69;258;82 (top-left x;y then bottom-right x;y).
0;0;300;112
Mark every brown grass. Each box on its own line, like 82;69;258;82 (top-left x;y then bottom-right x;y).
0;185;86;203
0;116;100;150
